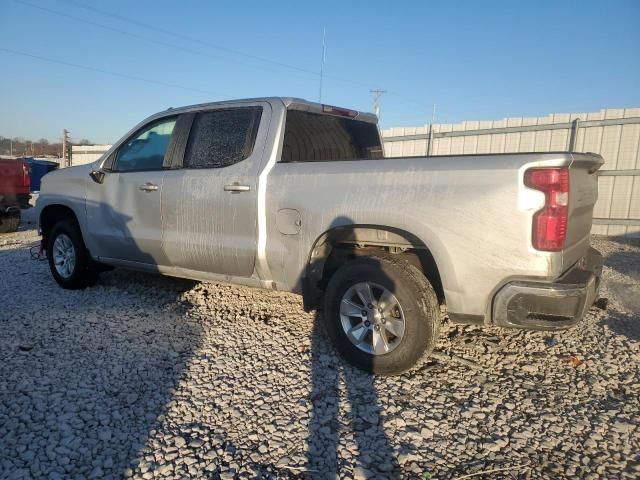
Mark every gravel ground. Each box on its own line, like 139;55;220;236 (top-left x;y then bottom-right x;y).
0;213;639;480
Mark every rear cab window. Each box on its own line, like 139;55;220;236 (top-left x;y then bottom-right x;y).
280;110;383;162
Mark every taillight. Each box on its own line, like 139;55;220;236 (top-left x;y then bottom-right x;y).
524;167;569;251
23;164;30;188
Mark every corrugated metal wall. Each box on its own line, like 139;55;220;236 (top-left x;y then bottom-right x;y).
382;108;640;237
70;145;111;166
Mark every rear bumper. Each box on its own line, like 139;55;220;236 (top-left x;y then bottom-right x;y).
492;247;603;330
0;193;31;210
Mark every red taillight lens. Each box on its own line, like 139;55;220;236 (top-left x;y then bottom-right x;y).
322;104;358;118
524;167;569;251
22;163;30;188
531;206;567;251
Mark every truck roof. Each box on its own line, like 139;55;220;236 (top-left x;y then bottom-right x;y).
163;97;379;124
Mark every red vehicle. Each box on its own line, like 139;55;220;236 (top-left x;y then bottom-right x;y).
0;157;30;233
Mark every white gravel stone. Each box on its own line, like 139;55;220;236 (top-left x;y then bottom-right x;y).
0;222;638;479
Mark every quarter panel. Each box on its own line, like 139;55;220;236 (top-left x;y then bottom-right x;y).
265;154;574;317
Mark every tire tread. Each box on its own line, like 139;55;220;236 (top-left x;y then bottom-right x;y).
323;253;441;375
47;220;97;290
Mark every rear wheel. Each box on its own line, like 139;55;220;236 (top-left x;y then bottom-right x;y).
47;220;98;289
323;255;441;375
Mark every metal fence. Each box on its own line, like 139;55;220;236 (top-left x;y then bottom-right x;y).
70;145;111;166
382;108;640;237
68;109;639;237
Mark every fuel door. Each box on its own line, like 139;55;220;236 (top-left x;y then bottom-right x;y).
276;208;301;235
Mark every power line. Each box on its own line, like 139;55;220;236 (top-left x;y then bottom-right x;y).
14;1;224;62
0;47;232;97
14;0;435;113
52;0;435;111
13;0;318;81
56;0;321;77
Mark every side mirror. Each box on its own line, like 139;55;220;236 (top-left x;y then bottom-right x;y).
89;170;106;184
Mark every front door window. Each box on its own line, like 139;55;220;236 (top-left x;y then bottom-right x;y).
115;118;176;172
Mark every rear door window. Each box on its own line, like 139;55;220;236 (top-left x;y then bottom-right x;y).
183;107;262;169
280;110;383;162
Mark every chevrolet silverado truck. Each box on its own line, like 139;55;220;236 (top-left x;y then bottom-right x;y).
35;97;604;374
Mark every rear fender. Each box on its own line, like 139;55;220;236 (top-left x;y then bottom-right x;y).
304;224;447;308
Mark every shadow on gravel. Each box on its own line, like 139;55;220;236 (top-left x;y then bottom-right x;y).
306;218;400;478
307;312;401;479
603;235;640;249
0;200;205;478
604;251;640;281
0;258;202;479
599;246;640;342
599;312;640;342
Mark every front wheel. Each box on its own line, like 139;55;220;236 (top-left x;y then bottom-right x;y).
323;255;441;375
47;220;98;289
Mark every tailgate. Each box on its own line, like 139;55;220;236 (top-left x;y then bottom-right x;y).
563;153;604;270
0;161;18;195
0;159;30;196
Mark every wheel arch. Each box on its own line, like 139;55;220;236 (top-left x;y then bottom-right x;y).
39;204;81;247
304;224;446;307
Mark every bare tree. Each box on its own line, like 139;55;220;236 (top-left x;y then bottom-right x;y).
0;137;63;157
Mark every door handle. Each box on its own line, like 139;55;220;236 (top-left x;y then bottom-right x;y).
139;182;159;192
224;183;250;193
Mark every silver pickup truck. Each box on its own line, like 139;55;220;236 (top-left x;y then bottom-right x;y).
36;97;604;374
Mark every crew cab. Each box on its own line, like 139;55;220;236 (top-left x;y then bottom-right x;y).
36;98;603;374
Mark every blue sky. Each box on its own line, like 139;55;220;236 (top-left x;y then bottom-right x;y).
1;0;639;144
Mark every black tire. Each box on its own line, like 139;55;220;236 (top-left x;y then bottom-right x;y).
0;212;20;233
47;220;98;289
323;255;441;375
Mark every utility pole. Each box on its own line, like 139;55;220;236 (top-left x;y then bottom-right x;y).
370;89;387;118
62;129;70;167
425;104;437;157
319;27;326;103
